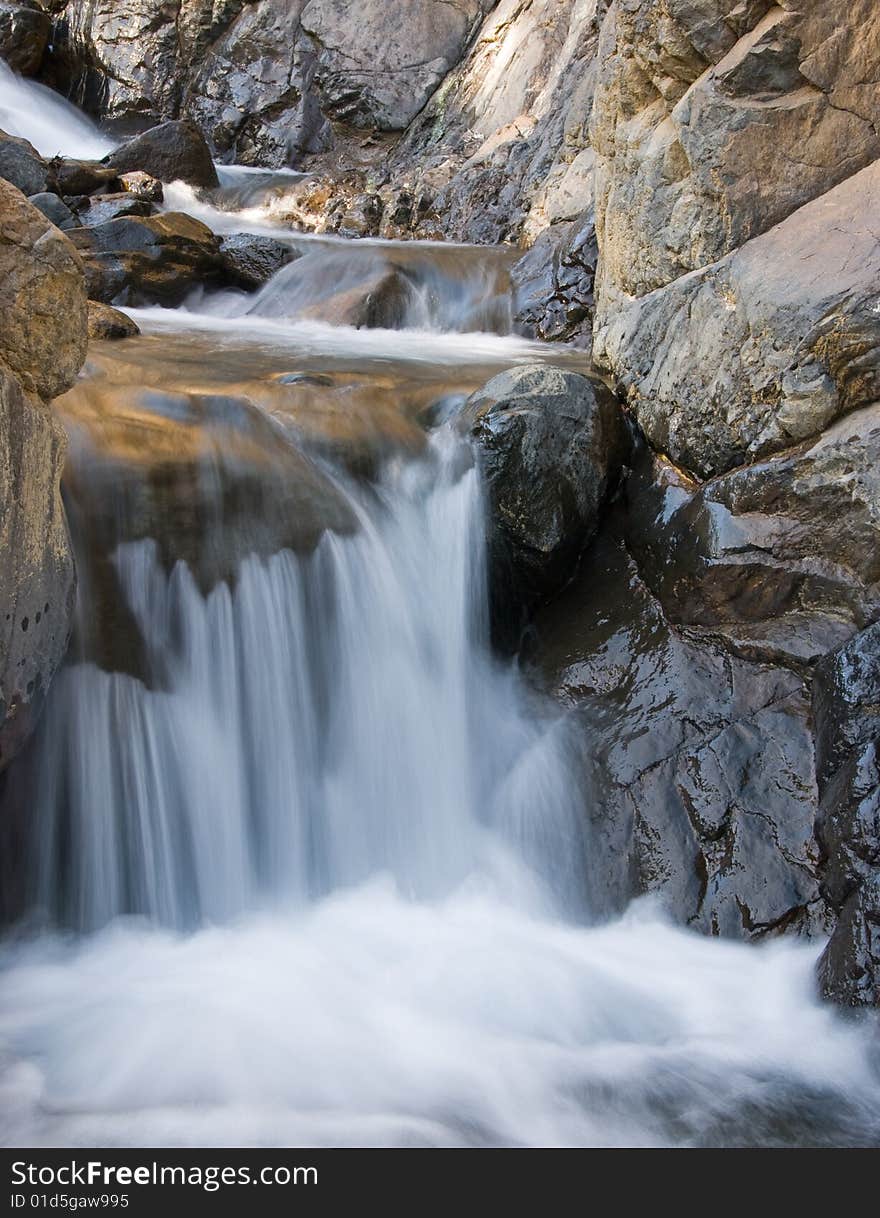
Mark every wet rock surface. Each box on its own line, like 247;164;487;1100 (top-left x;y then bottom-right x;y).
0;2;50;76
467;364;626;643
105;119;219;189
86;300;140;340
218;232;295;291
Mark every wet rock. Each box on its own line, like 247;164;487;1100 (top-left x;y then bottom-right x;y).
86;300;140;340
218;232;295;291
105;119;219;189
247;255;415;330
0;176;88;399
51;157;118;196
596;161;880;477
68;211;225;307
529;519;825;937
0;2;51;76
118;171;163;203
27;190;77;230
813;626;880;1007
624;404;880;669
512;211;597;348
467;364;627;641
0;127;49;194
77;192;155;227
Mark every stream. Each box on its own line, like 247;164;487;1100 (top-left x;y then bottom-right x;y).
1;67;880;1149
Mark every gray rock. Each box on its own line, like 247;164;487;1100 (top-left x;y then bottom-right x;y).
52;157;119;195
467;364;627;640
0;2;51;76
27;190;77;230
0;127;49;195
77;192;154;226
68;211;225;307
512;211;596;348
596;161;880;477
219;232;295;291
105;119;219;188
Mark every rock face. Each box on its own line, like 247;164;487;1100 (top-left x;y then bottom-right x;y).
0;177;88;768
105;120;219;188
68;211;225;306
591;0;880;315
0;2;51;76
596;161;880;477
512;211;596;348
813;626;880;1007
467;364;626;638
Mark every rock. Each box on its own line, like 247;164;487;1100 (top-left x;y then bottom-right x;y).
591;0;880;313
0;2;51;76
596;161;880;477
218;232;295;291
0;176;88;399
105;119;219;188
0;176;87;769
0;364;75;769
512;210;596;348
623;404;880;669
118;170;163;202
68;211;225;307
0;127;49;195
86;300;140;340
467;364;627;640
246;254;416;330
27;190;77;230
77;192;155;226
812;626;880;1007
529;517;825;936
51;157;118;195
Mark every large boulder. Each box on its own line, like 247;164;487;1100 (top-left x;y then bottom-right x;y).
0;178;88;768
0;2;51;76
467;364;627;638
0;127;49;195
68;211;225;306
105;119;219;188
0;175;88;398
813;626;880;1007
591;0;880;316
595;161;880;477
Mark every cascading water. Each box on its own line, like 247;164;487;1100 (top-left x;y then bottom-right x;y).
0;60;112;159
2;69;880;1149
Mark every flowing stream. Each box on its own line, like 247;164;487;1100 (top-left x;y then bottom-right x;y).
1;69;880;1148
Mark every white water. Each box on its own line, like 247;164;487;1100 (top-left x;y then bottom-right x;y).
2;74;880;1150
0;61;113;159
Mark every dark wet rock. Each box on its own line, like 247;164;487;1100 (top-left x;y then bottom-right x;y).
68;211;224;307
247;257;415;330
105;120;219;189
467;364;626;641
77;192;155;227
86;300;140;340
27;190;77;230
623;404;880;669
219;233;295;291
51;157;118;196
529;519;825;937
513;212;597;349
813;624;880;1007
0;2;51;76
0;127;49;195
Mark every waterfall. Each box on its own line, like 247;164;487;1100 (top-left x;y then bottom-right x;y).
0;60;113;159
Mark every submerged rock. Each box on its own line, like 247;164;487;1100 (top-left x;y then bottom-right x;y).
218;233;295;291
105;120;219;189
467;364;626;641
68;211;224;307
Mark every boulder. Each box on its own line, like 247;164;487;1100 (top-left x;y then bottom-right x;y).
812;626;880;1006
623;404;880;669
529;517;825;936
246;254;415;330
0;127;49;195
512;211;596;347
596;161;880;477
591;0;880;313
0;176;88;399
51;157;119;196
27;190;77;230
87;300;140;340
77;193;155;227
68;211;225;307
0;2;51;76
105;120;219;189
467;364;627;639
218;232;295;291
